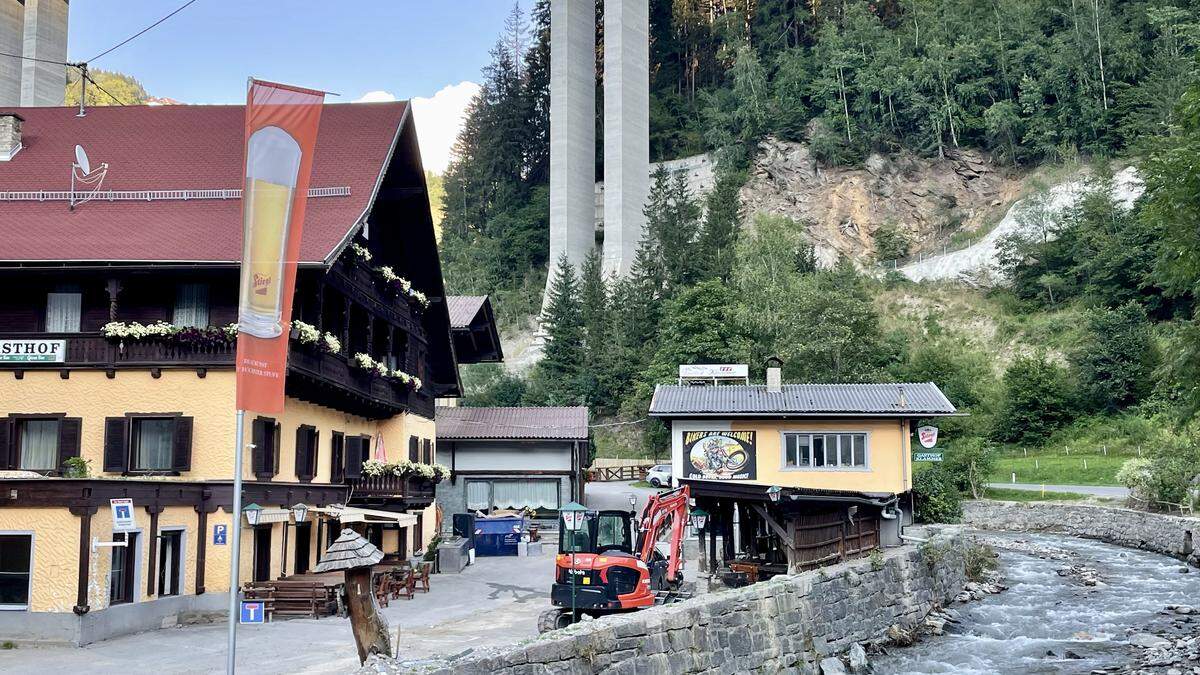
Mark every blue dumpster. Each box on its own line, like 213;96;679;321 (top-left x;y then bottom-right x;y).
474;516;524;556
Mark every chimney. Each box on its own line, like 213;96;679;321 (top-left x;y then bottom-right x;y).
0;113;22;161
765;358;783;394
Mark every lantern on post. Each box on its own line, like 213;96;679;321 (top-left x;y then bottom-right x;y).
242;503;263;526
314;528;391;664
291;503;309;524
560;501;589;619
766;486;782;503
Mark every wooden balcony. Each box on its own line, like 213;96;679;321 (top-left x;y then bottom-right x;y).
0;332;235;370
286;345;434;420
345;474;436;508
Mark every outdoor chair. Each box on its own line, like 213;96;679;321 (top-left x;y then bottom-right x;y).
412;561;431;593
391;567;415;600
373;572;391;608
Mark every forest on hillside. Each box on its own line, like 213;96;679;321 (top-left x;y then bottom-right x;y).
442;0;1200;514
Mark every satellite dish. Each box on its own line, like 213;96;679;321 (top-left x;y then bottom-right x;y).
75;144;91;175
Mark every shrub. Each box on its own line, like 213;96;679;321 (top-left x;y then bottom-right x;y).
874;223;911;261
913;464;962;523
61;457;91;478
992;354;1077;444
942;438;996;499
964;542;998;581
1116;457;1153;500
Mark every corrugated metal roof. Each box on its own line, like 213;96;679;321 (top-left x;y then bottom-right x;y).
446;295;488;329
649;382;956;417
436;406;589;440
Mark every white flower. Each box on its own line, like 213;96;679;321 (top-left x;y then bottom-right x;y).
350;243;372;262
409;290;429;308
432;464;451;480
390;459;413;477
352;352;376;370
378;265;399;282
412;463;436;479
362;459;388;477
321;333;342;354
291;320;320;345
224;323;239;339
374;361;390;377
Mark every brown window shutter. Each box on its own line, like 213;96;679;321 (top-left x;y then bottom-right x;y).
409;437;418;462
423;438;432;464
0;418;13;470
103;417;129;473
295;426;316;481
57;417;83;471
309;429;320;481
344;436;362;480
252;417;268;481
331;432;345;484
272;422;281;479
171;416;193;472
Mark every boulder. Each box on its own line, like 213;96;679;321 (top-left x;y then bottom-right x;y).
1129;633;1171;649
848;643;870;673
820;657;847;675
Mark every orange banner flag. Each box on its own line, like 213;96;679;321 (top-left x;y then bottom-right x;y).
235;79;325;413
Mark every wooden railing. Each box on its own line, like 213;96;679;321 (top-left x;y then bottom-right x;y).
0;332;235;368
346;474;436;503
588;465;649;482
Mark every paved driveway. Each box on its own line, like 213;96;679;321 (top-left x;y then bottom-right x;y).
0;554;555;675
584;479;662;512
987;482;1130;498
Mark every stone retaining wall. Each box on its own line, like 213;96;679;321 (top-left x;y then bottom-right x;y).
365;529;969;675
963;500;1199;565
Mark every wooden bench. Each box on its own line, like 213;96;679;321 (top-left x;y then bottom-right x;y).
242;580;335;620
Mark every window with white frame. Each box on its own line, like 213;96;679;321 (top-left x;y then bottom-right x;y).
0;534;32;609
783;432;868;469
465;479;561;513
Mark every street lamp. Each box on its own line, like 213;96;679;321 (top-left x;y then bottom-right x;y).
766;486;782;503
291;503;309;524
689;507;709;532
242;503;263;527
627;493;637;511
560;501;589;621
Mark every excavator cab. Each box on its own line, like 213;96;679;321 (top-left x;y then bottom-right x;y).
559;510;634;556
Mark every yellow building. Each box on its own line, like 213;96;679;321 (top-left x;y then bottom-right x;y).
649;364;957;577
0;103;498;644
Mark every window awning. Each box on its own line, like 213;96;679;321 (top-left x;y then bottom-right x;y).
311;505;416;528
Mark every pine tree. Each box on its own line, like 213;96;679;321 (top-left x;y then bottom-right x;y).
696;168;744;281
577;249;614;409
533;255;586;404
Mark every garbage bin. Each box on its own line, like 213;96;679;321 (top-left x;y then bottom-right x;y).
473;516;524;556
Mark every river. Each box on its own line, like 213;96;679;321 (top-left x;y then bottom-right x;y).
875;531;1200;674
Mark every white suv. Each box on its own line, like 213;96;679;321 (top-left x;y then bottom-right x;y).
645;464;673;488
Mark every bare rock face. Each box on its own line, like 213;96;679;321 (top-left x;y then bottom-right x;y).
739;137;1023;267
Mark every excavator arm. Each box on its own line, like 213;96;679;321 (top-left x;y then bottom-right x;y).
636;485;690;585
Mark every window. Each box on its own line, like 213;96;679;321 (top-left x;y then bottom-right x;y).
408;437;419;462
109;533;137;605
133;418;174;471
0;535;32;609
103;416;192;474
330;432;345;484
294;425;318;482
466;479;560;513
45;286;81;333
596;514;631;553
18;419;58;471
251;417;281;481
782;432;868;469
172;283;210;328
157;530;183;597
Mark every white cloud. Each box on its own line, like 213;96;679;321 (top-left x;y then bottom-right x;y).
353;82;481;174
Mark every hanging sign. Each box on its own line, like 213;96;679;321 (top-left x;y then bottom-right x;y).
918;425;939;449
234;79;325;414
110;498;136;532
684;431;756;480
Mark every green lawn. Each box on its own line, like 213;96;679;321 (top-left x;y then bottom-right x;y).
983;487;1088;502
985;448;1135;486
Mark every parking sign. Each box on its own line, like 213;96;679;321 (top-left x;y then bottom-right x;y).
240;601;265;624
110;498;135;532
213;524;228;545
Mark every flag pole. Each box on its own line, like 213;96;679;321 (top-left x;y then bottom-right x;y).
226;408;246;674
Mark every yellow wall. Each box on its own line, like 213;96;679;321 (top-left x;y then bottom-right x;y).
680;418;912;495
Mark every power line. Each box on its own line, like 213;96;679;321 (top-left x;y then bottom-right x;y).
83;73;127;106
88;0;200;63
0;50;72;66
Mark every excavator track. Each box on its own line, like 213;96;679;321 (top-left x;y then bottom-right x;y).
537;607;576;634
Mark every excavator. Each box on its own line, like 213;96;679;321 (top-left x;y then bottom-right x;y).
538;485;692;632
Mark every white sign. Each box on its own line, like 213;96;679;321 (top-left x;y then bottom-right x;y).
678;364;748;379
0;339;65;363
918;426;939;449
110;498;136;532
914;452;943;462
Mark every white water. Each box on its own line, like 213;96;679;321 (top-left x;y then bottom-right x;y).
899;167;1144;282
875;532;1200;674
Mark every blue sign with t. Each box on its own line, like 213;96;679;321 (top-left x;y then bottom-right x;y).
240;601;265;624
213;524;227;545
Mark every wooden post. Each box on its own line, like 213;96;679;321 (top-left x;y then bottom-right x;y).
70;506;97;615
146;506;163;596
344;566;391;664
195;507;209;595
697;527;708;575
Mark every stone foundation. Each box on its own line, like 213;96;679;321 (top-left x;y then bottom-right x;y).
363;528;969;674
962;500;1199;565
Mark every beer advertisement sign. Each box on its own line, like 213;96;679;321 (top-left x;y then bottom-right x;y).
684;430;756;480
234;79;325;413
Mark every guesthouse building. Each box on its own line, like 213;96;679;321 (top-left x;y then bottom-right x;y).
0;103;495;644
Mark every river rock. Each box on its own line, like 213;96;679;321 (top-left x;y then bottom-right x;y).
820;656;848;675
848;643;870;673
1130;633;1172;648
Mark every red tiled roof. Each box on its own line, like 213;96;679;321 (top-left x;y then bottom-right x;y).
0;102;409;263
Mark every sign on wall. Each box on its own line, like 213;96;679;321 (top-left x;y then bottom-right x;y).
914;452;943;462
684;430;756;480
678;364;749;379
213;524;228;545
918;426;939;448
110;498;136;532
0;339;65;363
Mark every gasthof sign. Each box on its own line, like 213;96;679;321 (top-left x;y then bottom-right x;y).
0;339;66;363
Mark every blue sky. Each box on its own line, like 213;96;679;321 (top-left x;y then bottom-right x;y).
67;0;518;171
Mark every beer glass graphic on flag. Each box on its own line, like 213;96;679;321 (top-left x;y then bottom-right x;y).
237;126;303;339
